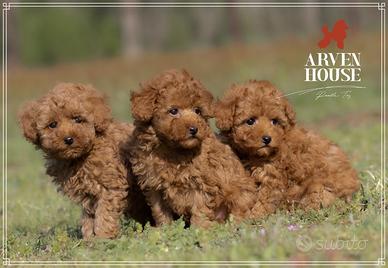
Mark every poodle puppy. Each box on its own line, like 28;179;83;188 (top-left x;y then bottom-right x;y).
128;69;258;228
215;80;360;217
18;83;151;239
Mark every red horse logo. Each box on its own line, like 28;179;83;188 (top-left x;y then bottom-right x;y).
318;19;348;49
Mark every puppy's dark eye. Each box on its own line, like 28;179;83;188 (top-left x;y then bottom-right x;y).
246;117;256;126
168;108;179;116
48;121;57;129
194;107;202;115
271;119;279;125
73;116;83;123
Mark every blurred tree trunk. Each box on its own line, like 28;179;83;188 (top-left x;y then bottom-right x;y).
120;5;142;58
266;9;284;37
193;7;221;46
303;7;320;34
8;9;20;66
227;4;242;42
143;8;168;50
346;8;360;33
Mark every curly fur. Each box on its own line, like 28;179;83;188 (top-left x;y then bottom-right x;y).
18;83;151;239
215;80;360;217
128;69;257;227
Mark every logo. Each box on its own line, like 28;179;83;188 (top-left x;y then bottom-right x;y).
304;52;361;82
318;19;349;49
295;235;368;252
304;19;361;83
296;235;313;252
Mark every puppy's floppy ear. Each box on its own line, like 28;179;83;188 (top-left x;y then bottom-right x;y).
282;97;296;127
90;94;112;134
18;100;40;144
130;84;158;122
214;94;237;132
199;89;214;118
193;80;214;118
78;84;113;134
181;68;192;79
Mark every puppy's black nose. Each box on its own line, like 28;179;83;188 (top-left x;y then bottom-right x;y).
64;137;74;145
262;135;271;145
189;126;198;136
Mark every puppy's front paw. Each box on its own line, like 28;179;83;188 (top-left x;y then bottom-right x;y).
81;217;95;239
250;202;270;219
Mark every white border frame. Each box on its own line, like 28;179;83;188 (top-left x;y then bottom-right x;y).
1;2;386;266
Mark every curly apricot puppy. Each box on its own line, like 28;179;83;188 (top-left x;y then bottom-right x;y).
128;69;257;228
215;80;360;217
19;83;151;239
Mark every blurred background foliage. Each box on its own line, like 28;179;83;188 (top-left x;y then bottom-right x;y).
16;8;120;65
6;1;380;67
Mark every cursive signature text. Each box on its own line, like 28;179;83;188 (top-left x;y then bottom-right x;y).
315;90;352;101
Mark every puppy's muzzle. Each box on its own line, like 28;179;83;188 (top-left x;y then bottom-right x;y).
262;135;271;145
189;126;198;136
64;137;74;145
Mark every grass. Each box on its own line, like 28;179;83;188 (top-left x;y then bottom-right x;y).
3;34;386;265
